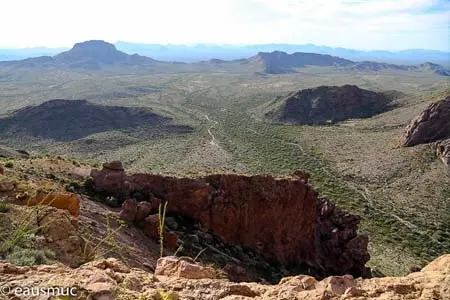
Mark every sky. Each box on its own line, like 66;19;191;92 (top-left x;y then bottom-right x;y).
1;0;449;51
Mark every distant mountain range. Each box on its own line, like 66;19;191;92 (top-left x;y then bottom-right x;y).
0;40;448;76
1;42;449;67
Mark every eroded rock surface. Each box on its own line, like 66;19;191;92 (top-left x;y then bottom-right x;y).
88;162;370;278
402;95;450;147
0;255;448;300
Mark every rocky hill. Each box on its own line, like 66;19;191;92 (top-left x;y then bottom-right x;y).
0;40;156;70
265;85;393;125
0;99;192;141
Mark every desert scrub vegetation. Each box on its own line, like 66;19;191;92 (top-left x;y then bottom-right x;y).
158;201;168;258
0;201;10;213
0;194;60;266
157;290;179;300
4;161;14;168
80;213;130;264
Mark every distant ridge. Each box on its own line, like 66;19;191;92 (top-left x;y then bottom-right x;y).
245;51;450;76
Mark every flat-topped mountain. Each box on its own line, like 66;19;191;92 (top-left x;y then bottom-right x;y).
265;85;393;125
0;40;155;70
0;99;192;141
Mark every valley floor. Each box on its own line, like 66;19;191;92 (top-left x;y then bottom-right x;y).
0;67;449;276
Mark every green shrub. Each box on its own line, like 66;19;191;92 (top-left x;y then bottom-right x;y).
0;202;10;213
6;247;56;266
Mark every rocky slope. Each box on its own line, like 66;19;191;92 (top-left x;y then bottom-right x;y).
0;99;192;141
0;255;448;300
402;95;450;147
265;85;393;125
88;161;370;278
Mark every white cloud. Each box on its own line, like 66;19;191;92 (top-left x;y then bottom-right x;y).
0;0;448;50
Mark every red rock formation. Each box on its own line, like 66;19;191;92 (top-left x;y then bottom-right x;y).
402;95;450;146
89;162;370;277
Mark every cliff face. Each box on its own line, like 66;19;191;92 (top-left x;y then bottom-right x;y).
89;162;370;278
402;95;450;147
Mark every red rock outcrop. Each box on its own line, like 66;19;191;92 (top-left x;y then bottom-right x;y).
88;162;370;278
402;95;450;146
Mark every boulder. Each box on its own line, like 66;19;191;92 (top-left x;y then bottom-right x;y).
155;256;217;279
165;232;178;250
37;207;84;267
135;201;152;224
223;263;250;282
143;214;160;240
402;96;450;146
436;139;450;166
103;160;124;171
118;199;138;222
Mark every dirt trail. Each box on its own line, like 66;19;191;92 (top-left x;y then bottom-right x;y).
204;114;218;146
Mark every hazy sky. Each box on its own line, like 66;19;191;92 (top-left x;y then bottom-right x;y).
1;0;449;51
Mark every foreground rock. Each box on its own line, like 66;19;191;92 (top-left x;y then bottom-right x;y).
0;255;448;299
0;206;84;267
402;95;450;147
265;85;392;125
436;139;450;166
89;161;370;278
155;256;217;279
